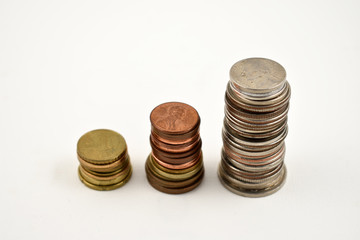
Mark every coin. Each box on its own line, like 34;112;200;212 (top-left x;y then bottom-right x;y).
230;58;286;95
77;129;127;164
146;102;204;194
150;102;200;135
78;168;132;191
76;129;132;190
219;58;290;197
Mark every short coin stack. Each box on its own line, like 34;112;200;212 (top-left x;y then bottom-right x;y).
77;129;132;191
146;102;204;194
219;58;291;197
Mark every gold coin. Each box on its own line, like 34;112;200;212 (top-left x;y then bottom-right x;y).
77;129;127;164
79;163;131;186
146;155;203;181
83;158;130;177
78;154;129;173
78;166;132;191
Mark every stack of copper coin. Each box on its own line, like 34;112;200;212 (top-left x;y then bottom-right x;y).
219;58;291;197
146;102;204;194
77;129;132;191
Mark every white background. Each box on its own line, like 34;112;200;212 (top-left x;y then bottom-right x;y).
1;0;359;239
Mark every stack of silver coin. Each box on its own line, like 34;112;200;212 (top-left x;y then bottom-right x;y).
218;58;291;197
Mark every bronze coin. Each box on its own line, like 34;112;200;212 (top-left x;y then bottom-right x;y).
150;134;200;153
151;128;200;145
145;161;204;189
79;162;131;186
150;139;202;163
150;102;200;135
78;168;132;191
151;125;199;142
77;153;129;173
146;155;203;182
146;171;204;194
151;151;202;170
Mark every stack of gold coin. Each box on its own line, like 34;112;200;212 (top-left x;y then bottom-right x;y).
145;102;204;194
77;129;132;191
219;58;291;197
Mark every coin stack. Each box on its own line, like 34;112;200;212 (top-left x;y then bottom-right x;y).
145;102;204;194
77;129;132;191
218;58;291;197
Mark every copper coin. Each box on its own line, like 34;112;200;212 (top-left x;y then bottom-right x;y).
151;128;199;145
150;102;200;135
150;134;200;153
152;151;202;170
151;125;199;142
151;138;202;160
146;170;204;194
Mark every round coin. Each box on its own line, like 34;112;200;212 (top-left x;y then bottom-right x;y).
230;58;286;95
77;129;127;164
150;102;200;135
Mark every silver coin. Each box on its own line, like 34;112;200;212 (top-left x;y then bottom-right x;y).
230;58;286;95
219;58;290;197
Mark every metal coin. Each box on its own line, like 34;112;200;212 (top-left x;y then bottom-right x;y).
219;58;290;197
78;167;132;191
77;129;127;164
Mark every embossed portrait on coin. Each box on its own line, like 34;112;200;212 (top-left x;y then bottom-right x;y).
156;105;186;131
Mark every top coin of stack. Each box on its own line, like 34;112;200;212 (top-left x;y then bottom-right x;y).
145;102;204;194
77;129;132;191
219;58;291;197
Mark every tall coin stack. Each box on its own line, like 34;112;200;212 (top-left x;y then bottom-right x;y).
146;102;204;194
77;129;132;191
218;58;291;197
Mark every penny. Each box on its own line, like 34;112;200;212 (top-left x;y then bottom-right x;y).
146;102;204;193
151;139;202;164
152;151;202;170
150;102;200;135
149;153;202;174
150;134;200;153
